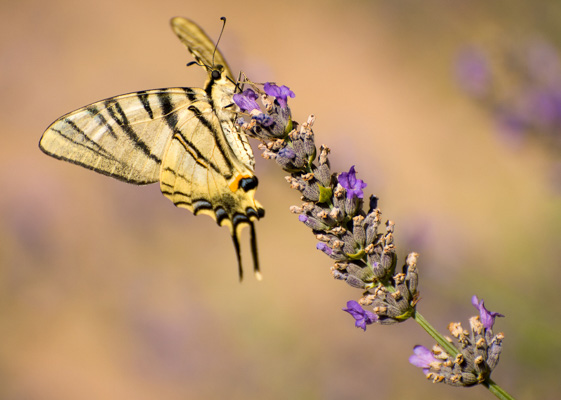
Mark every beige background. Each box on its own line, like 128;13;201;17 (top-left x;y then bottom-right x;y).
1;0;560;399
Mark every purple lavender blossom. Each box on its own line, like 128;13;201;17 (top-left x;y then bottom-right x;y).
342;300;378;331
316;242;332;256
233;89;260;112
526;87;561;128
339;166;367;200
409;345;438;374
253;112;274;127
472;295;504;330
264;82;295;108
278;147;296;160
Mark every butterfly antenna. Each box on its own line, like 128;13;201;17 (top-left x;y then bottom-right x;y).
212;17;227;67
249;221;262;280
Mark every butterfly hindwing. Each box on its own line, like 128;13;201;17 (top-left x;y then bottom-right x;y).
39;17;264;279
157;89;262;221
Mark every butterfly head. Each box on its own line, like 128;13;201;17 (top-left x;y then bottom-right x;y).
208;63;235;88
204;65;237;109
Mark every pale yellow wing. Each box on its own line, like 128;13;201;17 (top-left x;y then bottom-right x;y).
39;88;206;184
171;16;234;80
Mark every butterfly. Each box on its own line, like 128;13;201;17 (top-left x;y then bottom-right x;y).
39;17;264;280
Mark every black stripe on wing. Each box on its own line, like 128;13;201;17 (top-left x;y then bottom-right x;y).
42;128;121;172
136;91;155;120
104;99;162;164
183;87;198;102
156;92;234;178
52;120;115;160
85;106;119;140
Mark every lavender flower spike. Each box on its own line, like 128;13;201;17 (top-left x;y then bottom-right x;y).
409;345;438;374
339;166;367;200
472;295;505;330
343;300;378;331
264;82;295;108
233;88;260;112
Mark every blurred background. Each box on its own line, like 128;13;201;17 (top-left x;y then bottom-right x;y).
1;0;560;399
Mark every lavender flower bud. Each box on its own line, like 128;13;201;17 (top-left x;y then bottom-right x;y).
313;163;333;188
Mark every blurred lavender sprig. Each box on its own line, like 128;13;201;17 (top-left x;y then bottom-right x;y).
234;82;512;399
456;39;561;150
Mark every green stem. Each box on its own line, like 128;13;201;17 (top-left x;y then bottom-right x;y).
483;378;516;400
413;311;516;400
413;310;459;357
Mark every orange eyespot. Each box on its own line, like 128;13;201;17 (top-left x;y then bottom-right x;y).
229;174;257;192
229;173;245;192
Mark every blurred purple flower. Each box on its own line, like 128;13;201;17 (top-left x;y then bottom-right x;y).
409;345;438;374
233;88;260;112
264;82;295;108
472;295;504;330
343;300;378;331
526;87;561;128
457;38;561;156
339;166;367;200
455;47;490;97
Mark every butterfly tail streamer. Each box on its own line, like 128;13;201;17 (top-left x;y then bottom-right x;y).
231;226;244;281
229;220;261;281
250;221;262;280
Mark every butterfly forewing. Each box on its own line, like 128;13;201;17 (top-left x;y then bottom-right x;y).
172;17;255;172
171;17;233;80
39;17;264;279
40;88;207;184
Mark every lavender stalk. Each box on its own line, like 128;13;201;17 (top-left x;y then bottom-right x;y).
234;82;513;399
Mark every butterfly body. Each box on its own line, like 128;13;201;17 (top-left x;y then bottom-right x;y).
39;17;263;279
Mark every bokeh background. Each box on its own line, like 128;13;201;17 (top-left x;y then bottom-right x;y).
2;0;560;399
